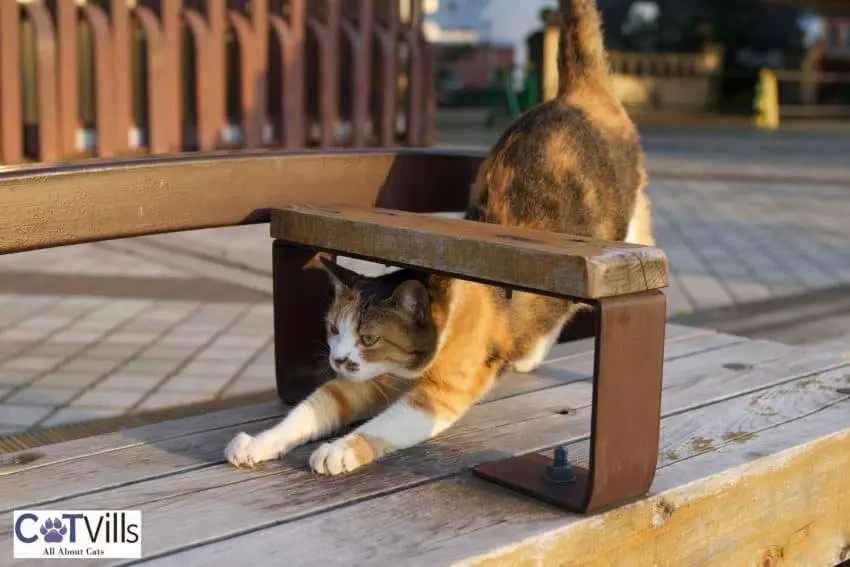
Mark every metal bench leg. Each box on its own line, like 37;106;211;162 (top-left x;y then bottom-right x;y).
272;240;335;405
472;290;667;513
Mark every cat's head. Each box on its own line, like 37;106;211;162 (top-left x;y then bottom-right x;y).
318;256;438;382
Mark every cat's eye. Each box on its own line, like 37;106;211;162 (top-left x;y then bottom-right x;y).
328;324;339;336
360;334;379;347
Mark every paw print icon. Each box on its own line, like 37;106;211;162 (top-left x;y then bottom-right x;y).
40;518;67;543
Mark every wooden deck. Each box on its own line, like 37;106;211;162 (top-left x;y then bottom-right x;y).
2;324;849;566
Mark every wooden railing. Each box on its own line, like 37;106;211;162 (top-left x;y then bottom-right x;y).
0;0;436;166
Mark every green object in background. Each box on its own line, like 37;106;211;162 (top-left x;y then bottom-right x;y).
485;67;522;128
522;65;540;110
503;73;521;119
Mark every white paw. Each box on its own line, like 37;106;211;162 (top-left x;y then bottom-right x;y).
225;432;272;468
309;438;364;476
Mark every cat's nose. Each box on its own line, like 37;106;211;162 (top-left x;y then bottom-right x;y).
332;357;347;367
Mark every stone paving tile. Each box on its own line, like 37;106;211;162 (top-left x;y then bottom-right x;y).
1;404;56;428
159;375;232;394
32;371;105;390
0;243;191;278
136;391;217;412
0;370;38;387
59;358;123;374
221;380;275;397
97;373;165;391
41;408;123;429
120;358;184;376
71;389;148;410
1;356;64;373
5;387;79;406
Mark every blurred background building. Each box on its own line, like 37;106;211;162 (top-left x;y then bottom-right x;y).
428;0;850;119
3;0;850;167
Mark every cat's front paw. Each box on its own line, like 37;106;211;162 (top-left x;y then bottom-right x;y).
309;435;375;476
225;432;274;468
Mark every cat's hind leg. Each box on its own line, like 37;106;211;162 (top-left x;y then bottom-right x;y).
225;376;405;468
511;314;570;373
625;191;655;246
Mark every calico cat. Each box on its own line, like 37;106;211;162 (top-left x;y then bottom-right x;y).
224;0;654;475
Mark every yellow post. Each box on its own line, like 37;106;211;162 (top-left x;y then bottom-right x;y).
542;25;559;102
754;68;780;131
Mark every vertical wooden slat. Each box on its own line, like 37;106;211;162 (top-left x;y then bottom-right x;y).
206;0;226;147
374;0;398;147
283;0;305;149
53;0;80;157
404;0;423;146
353;0;373;147
184;9;215;150
160;0;183;152
0;0;23;164
250;0;269;145
111;0;132;152
80;4;116;158
22;3;60;163
228;10;260;148
134;6;169;154
312;0;340;147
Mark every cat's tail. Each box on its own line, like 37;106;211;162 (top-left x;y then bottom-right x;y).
557;0;610;94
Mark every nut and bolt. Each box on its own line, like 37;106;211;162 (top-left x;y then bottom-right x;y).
545;445;576;485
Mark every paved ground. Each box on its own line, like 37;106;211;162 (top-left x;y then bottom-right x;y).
1;124;849;437
0;244;275;436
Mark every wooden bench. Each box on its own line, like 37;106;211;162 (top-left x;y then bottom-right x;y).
1;150;849;566
270;203;668;513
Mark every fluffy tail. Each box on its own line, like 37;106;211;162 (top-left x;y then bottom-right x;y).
557;0;610;93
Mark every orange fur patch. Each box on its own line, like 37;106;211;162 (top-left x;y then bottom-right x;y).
345;433;378;463
324;382;353;424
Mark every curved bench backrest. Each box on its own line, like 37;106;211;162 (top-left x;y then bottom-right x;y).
0;149;484;255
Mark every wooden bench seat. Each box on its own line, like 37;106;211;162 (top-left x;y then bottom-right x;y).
270;204;669;299
2;325;848;566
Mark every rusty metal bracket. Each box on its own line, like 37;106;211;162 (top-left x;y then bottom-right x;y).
472;291;667;514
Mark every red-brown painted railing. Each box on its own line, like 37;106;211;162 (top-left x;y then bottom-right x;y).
0;0;436;165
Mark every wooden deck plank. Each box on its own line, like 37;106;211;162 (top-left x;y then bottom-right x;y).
0;331;778;509
270;205;669;299
3;347;844;564
0;402;286;474
0;323;705;477
136;368;850;567
487;331;745;403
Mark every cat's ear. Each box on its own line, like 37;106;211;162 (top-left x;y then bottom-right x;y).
390;280;430;321
317;255;360;294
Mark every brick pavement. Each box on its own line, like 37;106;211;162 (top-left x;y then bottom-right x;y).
0;243;275;436
2;127;850;437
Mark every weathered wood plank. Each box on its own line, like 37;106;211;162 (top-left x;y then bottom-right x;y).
0;326;714;479
544;323;715;364
136;369;850;567
0;331;778;510
0;324;705;477
3;350;844;564
0;402;287;476
0;150;482;255
488;331;746;403
270;205;669;299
